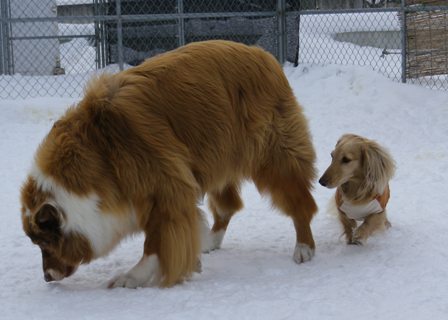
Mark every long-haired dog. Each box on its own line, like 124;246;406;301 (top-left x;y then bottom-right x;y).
20;40;318;288
319;134;395;245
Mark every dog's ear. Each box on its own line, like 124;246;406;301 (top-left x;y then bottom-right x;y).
361;141;395;191
35;203;63;234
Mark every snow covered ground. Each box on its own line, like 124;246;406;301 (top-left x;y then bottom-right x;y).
1;62;448;319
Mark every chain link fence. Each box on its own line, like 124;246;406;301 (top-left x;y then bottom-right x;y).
297;0;448;90
0;0;448;98
0;0;299;98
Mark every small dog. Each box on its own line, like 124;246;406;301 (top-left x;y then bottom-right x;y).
319;134;395;245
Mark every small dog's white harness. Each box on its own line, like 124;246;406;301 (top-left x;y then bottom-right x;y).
339;199;384;220
336;185;390;221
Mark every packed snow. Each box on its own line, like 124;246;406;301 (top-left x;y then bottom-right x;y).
1;61;447;319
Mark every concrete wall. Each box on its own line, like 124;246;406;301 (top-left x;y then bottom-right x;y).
10;0;59;75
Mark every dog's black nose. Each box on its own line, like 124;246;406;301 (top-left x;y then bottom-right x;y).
319;178;327;187
44;271;54;282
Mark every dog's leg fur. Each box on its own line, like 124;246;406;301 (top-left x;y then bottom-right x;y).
254;172;317;262
352;211;389;245
338;210;357;244
252;104;317;263
204;184;243;252
109;180;200;288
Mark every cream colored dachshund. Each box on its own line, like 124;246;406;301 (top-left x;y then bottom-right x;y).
319;134;395;245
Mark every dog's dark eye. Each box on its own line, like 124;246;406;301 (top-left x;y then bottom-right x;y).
341;157;351;164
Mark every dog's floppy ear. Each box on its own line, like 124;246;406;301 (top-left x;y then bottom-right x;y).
360;141;395;193
35;203;63;234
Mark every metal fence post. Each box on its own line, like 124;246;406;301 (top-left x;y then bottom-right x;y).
0;0;4;74
0;0;9;74
177;0;185;47
277;0;286;64
100;0;107;69
401;0;407;83
94;0;101;69
116;0;124;71
294;2;301;67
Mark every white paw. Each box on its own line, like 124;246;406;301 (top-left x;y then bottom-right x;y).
195;258;202;273
108;254;160;289
293;243;315;264
198;209;214;253
198;208;227;253
108;273;142;289
202;229;225;253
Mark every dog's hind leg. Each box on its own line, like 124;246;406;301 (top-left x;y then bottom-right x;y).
253;100;318;263
254;172;317;263
203;184;243;252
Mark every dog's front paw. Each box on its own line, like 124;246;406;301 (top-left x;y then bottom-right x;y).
348;239;364;246
351;230;367;245
108;273;143;289
293;242;315;263
108;255;161;289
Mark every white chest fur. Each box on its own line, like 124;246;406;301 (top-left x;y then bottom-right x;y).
30;164;138;257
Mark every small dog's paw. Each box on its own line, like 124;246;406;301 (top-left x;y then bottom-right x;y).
108;273;141;289
351;232;366;245
351;228;368;245
293;242;315;263
348;239;364;246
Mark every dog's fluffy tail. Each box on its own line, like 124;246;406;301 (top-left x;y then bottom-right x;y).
159;205;200;287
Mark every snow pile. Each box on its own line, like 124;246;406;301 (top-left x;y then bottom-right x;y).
1;64;447;319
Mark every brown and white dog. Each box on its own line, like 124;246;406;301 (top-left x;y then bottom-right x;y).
20;40;318;288
319;134;395;245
